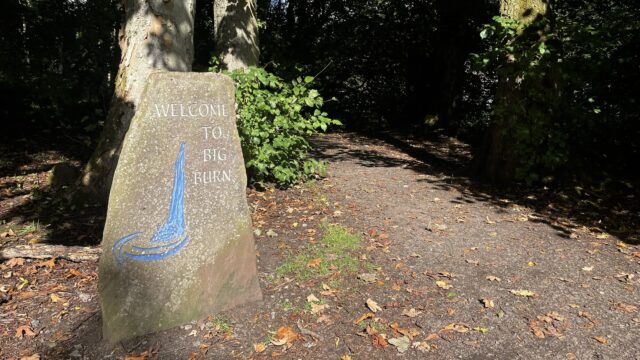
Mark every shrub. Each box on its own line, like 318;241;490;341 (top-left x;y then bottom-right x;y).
219;65;340;187
473;0;640;183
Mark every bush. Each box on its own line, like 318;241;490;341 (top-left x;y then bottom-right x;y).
221;66;341;187
473;0;640;183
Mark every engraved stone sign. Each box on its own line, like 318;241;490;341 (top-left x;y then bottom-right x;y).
98;72;262;342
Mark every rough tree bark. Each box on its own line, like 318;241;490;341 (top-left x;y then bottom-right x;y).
476;0;546;184
79;0;195;202
213;0;259;70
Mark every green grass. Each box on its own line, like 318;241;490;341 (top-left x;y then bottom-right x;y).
275;223;363;281
16;221;39;236
280;300;294;312
212;315;232;334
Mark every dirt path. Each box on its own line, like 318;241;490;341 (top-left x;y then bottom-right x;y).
314;133;640;359
1;133;639;359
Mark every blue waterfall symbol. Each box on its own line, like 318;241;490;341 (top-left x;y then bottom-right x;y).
112;142;190;265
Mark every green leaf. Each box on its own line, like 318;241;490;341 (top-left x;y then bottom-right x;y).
538;42;546;55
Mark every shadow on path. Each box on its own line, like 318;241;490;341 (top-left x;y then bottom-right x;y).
313;132;640;244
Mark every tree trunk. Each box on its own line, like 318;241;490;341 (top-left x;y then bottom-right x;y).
79;0;195;202
500;0;546;24
213;0;259;70
476;0;546;184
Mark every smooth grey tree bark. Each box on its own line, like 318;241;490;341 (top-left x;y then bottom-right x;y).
213;0;259;70
80;0;196;202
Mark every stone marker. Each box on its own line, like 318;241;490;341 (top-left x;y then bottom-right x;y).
98;72;262;343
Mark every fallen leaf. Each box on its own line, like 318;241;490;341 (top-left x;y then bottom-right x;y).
311;303;328;314
388;336;410;353
366;298;382;313
425;333;440;341
17;277;29;290
354;312;375;324
402;308;422;318
436;280;453;290
124;352;149;360
307;294;319;303
527;261;536;267
340;356;352;360
372;333;389;348
15;325;36;338
510;289;535;297
307;258;322;268
0;229;16;237
271;326;299;347
473;326;489;334
358;273;377;283
611;303;637;313
530;320;545;338
20;355;40;360
582;266;594;272
486;275;501;282
595;233;610;239
412;341;430;352
320;288;338;297
35;258;55;269
253;342;266;353
50;293;61;303
6;258;25;268
266;229;278;237
592;336;608;344
442;323;469;333
481;298;495;309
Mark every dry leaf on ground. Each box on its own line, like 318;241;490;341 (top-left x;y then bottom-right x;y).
593;336;608;344
354;312;375;324
436;280;453;290
253;342;266;353
510;289;535;297
402;308;422;317
388;336;410;353
15;325;36;338
307;258;322;268
311;303;328;314
366;298;382;313
271;326;299;347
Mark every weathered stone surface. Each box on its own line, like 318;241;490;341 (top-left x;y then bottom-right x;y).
98;72;262;343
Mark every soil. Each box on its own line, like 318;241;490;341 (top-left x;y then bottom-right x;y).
1;133;639;359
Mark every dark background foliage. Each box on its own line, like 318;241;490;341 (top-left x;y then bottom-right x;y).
1;0;638;187
1;0;120;154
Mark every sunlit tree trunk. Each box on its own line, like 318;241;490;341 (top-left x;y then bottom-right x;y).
80;0;195;202
476;0;546;184
213;0;259;70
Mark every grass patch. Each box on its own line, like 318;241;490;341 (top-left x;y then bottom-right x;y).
280;300;294;312
16;221;39;236
211;315;232;334
275;222;363;281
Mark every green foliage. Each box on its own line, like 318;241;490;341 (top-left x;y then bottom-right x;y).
275;222;363;281
474;0;640;183
225;66;341;187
